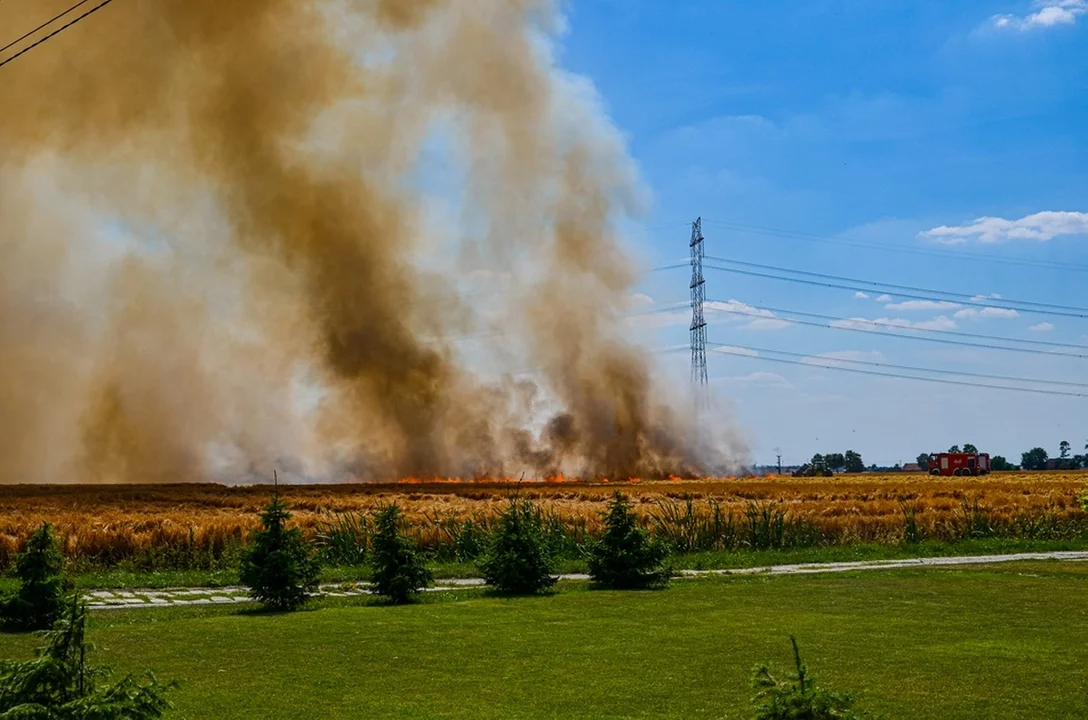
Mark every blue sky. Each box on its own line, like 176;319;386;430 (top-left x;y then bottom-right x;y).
557;0;1088;466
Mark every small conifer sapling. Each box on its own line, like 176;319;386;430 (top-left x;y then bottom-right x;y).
369;504;433;604
239;495;320;611
478;497;557;595
0;596;172;717
1;522;71;631
751;636;880;720
588;492;671;589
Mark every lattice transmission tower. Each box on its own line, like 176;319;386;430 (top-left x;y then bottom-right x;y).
689;217;708;396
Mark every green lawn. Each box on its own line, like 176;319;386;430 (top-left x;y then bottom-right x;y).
3;561;1087;718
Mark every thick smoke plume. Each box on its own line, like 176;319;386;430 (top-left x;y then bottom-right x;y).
0;0;747;483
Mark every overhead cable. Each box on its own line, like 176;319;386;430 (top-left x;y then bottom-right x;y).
706;305;1088;359
708;346;1088;398
0;0;119;71
701;264;1087;319
704;300;1088;350
703;257;1088;314
0;0;95;58
706;342;1088;388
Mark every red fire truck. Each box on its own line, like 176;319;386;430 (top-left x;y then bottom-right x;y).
926;452;990;477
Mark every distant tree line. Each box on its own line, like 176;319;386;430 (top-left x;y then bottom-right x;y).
913;440;1088;472
810;451;866;473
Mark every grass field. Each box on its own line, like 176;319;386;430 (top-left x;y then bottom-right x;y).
2;473;1085;571
3;562;1086;719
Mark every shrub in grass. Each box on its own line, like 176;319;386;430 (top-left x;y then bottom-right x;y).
315;510;370;567
1;522;71;631
898;500;924;544
0;596;172;717
587;492;670;589
240;495;320;611
751;636;879;720
478;497;557;595
370;504;432;604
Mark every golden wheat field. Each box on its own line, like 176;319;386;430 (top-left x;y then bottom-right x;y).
1;472;1085;568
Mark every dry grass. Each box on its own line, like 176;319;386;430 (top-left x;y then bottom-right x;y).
1;472;1085;568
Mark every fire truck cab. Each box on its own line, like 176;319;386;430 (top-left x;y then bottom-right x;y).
927;452;990;477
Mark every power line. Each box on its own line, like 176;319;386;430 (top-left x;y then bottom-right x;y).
0;0;118;71
701;264;1088;319
705;300;1088;350
706;304;1088;359
708;346;1088;399
706;342;1088;389
0;0;95;57
699;218;1088;274
703;257;1088;314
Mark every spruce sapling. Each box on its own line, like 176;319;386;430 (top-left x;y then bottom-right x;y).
239;495;320;611
751;636;880;720
369;503;432;604
587;491;671;589
478;497;556;595
0;596;172;717
1;522;71;631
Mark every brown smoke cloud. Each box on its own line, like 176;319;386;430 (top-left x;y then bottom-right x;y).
0;0;748;483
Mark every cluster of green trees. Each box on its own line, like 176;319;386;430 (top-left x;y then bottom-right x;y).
242;491;672;611
914;441;1088;472
1021;440;1088;471
810;451;866;473
0;524;173;717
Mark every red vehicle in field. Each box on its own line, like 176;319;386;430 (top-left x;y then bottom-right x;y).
926;452;990;476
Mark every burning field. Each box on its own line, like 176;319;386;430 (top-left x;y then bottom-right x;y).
0;0;745;487
1;473;1084;571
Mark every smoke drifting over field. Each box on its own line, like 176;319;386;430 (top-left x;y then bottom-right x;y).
0;0;747;483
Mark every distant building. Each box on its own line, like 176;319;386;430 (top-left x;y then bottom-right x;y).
1046;459;1062;470
902;463;922;473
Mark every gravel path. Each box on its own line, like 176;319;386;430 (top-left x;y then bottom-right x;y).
84;550;1088;610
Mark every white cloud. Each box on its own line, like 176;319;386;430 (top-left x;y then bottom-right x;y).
970;293;1003;302
875;294;893;303
630;293;655;310
706;299;772;319
991;0;1087;30
954;307;1020;319
716;372;793;390
709;345;759;358
854;291;870;299
1029;322;1055;332
624;304;689;329
884;300;960;311
705;299;790;331
920;211;1088;244
744;317;792;331
801;350;886;369
832;315;958;332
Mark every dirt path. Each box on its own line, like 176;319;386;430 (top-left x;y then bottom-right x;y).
83;550;1088;610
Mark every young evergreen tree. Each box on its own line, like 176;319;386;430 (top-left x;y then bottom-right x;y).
2;522;71;631
751;637;880;720
0;597;172;717
239;495;320;611
587;492;670;589
478;497;557;595
369;504;432;604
